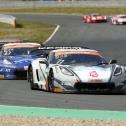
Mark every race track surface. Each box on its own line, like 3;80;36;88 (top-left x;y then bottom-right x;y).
0;14;126;111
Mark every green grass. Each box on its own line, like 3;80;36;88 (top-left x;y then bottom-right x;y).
0;7;126;15
0;20;56;42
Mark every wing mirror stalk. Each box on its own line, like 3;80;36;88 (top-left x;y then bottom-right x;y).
109;59;117;64
39;60;49;67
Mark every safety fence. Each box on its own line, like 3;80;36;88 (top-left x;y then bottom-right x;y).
0;1;126;8
0;14;16;28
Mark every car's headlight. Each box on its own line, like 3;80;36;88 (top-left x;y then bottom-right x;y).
3;59;12;65
60;67;74;76
114;67;122;76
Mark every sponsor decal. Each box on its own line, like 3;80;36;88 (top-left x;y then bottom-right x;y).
89;71;102;83
14;60;29;63
90;71;98;77
0;68;11;72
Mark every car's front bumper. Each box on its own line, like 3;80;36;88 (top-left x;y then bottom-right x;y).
0;68;27;80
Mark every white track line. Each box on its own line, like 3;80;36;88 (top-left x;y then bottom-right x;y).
43;25;60;45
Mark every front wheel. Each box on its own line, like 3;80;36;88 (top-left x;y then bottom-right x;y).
47;70;54;92
112;20;117;25
28;66;37;90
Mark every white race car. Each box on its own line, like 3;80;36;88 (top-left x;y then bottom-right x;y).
111;15;126;25
27;47;126;93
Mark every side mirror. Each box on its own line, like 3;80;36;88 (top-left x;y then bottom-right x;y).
39;59;49;67
109;59;117;64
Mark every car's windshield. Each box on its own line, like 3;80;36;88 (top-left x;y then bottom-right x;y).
120;16;126;18
2;48;38;56
91;14;100;17
50;53;107;66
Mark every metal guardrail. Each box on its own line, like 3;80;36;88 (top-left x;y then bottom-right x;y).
0;14;16;28
0;1;126;7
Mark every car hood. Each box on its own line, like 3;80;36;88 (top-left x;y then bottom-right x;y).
68;64;112;83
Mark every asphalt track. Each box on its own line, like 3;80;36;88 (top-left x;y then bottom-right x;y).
0;14;126;111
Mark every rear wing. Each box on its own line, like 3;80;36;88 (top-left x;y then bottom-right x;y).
29;46;90;57
39;46;89;51
39;46;87;49
0;39;42;50
0;39;22;50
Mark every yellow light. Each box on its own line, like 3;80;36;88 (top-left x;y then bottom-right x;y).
53;88;64;93
0;75;4;79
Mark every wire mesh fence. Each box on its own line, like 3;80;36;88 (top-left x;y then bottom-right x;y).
0;0;126;7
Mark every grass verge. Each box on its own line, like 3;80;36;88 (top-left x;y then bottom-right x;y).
0;7;126;15
0;7;126;42
0;20;56;42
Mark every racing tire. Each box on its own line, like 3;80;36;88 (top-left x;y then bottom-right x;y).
28;66;37;90
112;20;117;25
48;70;54;92
83;19;87;23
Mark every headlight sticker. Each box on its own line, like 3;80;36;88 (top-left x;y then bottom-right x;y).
114;67;122;76
60;66;74;76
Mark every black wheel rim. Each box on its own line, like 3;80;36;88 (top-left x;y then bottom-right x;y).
48;71;54;92
29;67;33;83
29;67;34;90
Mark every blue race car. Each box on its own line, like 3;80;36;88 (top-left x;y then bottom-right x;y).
0;42;45;79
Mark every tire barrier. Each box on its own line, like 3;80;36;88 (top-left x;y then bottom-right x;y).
0;14;16;28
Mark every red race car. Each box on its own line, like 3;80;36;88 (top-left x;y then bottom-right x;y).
83;13;107;23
